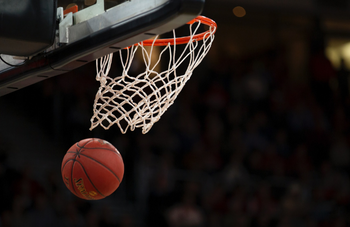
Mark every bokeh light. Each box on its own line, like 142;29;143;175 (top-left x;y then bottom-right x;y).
233;6;246;17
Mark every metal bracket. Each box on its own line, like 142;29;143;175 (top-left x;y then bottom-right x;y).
59;12;73;44
74;0;105;24
57;7;64;23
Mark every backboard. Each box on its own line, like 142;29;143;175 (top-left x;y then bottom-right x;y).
0;0;205;96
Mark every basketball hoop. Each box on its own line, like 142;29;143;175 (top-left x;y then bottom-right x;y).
90;16;217;134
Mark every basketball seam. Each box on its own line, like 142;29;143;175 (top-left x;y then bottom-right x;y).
75;160;106;198
76;139;121;157
76;146;121;156
71;160;80;198
78;139;93;148
62;156;80;198
63;157;118;198
69;140;90;199
62;158;74;171
62;159;80;198
63;158;91;199
78;153;122;183
67;150;117;154
76;139;121;156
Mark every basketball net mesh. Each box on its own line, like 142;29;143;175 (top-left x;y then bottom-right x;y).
90;17;216;134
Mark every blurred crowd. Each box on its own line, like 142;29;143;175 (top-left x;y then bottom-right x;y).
1;24;350;227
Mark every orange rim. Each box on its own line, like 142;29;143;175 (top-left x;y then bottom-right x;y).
140;16;217;46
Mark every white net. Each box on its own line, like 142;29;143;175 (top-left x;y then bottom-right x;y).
90;16;216;134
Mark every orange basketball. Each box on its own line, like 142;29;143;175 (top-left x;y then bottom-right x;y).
61;138;124;200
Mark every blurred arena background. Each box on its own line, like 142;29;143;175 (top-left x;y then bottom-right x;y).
1;0;350;226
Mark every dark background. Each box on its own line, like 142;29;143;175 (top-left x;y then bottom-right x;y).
1;0;350;226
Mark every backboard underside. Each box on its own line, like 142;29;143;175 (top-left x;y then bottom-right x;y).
0;0;204;96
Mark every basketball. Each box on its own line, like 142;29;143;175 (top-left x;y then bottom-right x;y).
61;138;124;200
